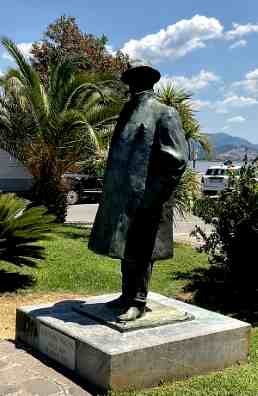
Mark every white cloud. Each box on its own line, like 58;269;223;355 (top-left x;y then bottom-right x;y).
246;68;258;80
224;94;258;107
225;22;258;40
194;95;258;114
231;68;258;95
157;69;220;92
229;39;247;49
215;95;258;113
191;99;213;110
19;42;33;58
232;79;258;94
3;42;33;61
105;44;116;56
227;116;246;123
121;15;223;63
0;69;3;77
121;19;258;63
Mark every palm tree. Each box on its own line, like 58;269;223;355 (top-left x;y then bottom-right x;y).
155;83;211;158
0;37;122;221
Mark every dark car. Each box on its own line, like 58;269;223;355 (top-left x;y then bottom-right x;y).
62;173;103;205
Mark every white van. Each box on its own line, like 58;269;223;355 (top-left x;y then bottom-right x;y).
201;164;241;195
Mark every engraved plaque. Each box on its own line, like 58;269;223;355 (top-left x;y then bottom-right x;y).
39;324;76;370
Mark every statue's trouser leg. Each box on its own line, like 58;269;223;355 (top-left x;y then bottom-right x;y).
121;206;161;309
121;258;154;308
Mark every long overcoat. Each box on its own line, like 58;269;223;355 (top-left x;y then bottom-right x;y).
88;90;188;261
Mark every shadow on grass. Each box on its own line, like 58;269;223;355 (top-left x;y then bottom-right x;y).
0;269;36;293
54;226;90;241
174;265;258;326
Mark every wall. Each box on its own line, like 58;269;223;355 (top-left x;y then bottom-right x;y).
0;149;33;192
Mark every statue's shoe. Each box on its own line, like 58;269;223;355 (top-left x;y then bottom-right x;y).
117;306;145;322
106;295;129;310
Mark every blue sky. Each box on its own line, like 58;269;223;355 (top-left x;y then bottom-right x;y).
1;0;258;143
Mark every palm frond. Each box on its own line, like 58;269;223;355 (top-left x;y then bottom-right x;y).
0;193;56;267
1;37;49;130
66;83;106;111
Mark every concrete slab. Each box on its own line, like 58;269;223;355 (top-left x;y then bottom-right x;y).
0;341;93;395
16;292;251;391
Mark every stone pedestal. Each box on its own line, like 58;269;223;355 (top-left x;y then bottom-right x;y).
16;292;251;391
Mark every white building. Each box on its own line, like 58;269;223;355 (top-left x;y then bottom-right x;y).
0;149;33;192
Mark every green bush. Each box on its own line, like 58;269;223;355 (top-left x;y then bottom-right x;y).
0;193;56;267
192;164;258;283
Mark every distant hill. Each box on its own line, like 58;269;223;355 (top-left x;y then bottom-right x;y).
197;133;258;161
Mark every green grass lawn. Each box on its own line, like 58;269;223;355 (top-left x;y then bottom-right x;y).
0;226;208;296
0;225;257;396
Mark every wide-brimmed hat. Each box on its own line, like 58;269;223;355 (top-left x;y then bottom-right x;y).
121;59;161;85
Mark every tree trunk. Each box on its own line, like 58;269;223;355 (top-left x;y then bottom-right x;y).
31;160;67;223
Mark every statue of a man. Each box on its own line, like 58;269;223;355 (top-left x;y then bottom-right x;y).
88;60;188;321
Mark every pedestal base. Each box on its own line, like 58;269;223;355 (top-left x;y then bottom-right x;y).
16;292;251;391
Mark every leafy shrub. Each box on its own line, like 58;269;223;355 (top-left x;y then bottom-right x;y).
192;164;258;284
0;193;56;267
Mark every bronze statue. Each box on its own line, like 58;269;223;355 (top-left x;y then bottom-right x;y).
88;60;188;321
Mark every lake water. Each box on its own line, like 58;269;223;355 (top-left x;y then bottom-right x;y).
189;160;243;174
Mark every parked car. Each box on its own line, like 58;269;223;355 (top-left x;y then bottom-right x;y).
201;164;241;195
62;173;103;205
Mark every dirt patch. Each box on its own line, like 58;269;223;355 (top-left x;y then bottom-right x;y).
176;292;193;303
0;292;87;341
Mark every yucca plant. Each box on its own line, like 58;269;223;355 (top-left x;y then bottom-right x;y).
155;83;211;157
174;166;201;217
155;83;205;217
0;193;56;267
163;166;201;224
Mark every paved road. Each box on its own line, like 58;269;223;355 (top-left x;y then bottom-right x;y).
0;341;93;396
66;204;98;225
66;204;212;245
